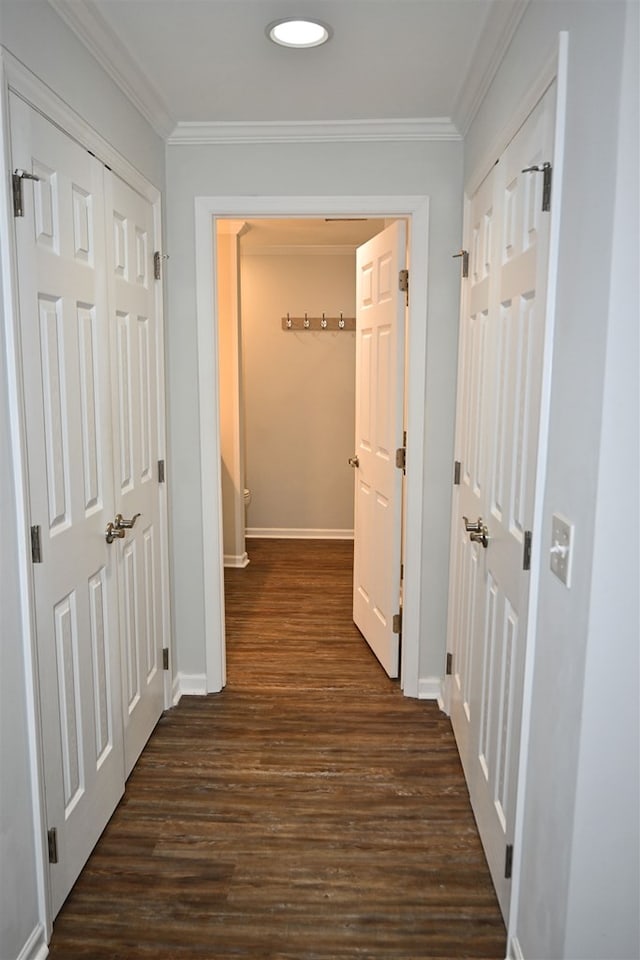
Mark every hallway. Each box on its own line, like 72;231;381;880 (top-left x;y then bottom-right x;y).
48;539;505;958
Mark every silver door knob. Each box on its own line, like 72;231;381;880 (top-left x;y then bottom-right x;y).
348;456;360;468
469;523;490;549
105;522;125;544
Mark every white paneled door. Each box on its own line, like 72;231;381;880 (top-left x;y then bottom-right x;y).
447;85;556;918
352;221;406;677
105;172;165;776
11;93;125;918
11;94;167;917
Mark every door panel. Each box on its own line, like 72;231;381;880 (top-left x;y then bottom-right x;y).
450;166;495;752
105;172;164;776
353;222;406;678
448;86;555;918
11;93;125;917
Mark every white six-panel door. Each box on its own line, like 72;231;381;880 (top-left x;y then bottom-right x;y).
11;93;168;918
352;221;406;677
105;172;165;777
10;93;125;918
447;85;556;918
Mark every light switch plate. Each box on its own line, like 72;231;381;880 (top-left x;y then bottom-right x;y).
550;513;574;587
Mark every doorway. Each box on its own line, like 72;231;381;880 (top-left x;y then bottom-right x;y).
219;216;407;678
195;196;430;698
218;217;384;564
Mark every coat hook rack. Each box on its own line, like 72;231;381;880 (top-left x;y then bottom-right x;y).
281;314;356;332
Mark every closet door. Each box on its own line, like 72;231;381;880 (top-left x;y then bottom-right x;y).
447;84;556;918
10;93;125;917
105;171;165;776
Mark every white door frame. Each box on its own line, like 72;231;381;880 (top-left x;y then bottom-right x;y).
0;49;171;939
195;195;430;698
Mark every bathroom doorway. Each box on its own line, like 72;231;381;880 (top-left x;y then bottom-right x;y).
217;217;385;567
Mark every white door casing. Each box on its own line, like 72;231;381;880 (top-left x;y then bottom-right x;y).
353;221;406;678
10;93;125;918
105;171;165;777
447;85;556;918
195;197;429;699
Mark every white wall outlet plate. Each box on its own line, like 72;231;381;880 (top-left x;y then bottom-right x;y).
550;513;574;588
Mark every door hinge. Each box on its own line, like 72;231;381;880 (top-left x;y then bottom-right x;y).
158;459;165;483
47;827;58;864
453;460;461;485
523;531;532;571
446;652;453;676
452;249;469;279
398;268;409;305
162;647;169;671
31;525;42;564
12;169;41;218
154;251;169;280
400;563;404;582
505;843;514;879
522;162;552;212
392;612;402;635
396;430;407;473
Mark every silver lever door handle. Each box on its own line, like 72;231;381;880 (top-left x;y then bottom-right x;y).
348;456;360;468
463;515;482;533
114;512;140;530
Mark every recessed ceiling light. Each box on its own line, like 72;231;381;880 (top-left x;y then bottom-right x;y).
267;18;332;48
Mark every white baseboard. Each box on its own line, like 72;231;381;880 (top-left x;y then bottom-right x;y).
17;925;48;960
172;673;208;705
417;676;443;700
223;552;250;568
246;527;354;540
507;935;524;960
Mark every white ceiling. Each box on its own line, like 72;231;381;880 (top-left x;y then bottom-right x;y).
238;218;386;249
47;0;529;139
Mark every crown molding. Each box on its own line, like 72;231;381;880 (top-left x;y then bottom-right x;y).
168;118;462;145
452;0;530;137
46;0;175;139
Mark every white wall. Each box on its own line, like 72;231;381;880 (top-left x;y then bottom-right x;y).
563;2;639;955
165;140;463;683
0;285;40;960
241;251;356;536
466;2;638;956
0;5;166;957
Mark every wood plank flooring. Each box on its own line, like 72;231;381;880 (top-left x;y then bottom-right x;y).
48;539;506;959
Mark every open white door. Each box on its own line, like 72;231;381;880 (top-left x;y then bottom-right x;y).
10;94;125;917
105;172;166;777
447;85;556;917
352;221;406;678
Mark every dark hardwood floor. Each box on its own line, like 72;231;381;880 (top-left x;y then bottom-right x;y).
48;538;506;959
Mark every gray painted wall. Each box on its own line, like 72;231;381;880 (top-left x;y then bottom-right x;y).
563;3;639;955
0;280;39;960
241;251;356;535
165;140;464;684
466;2;639;956
0;4;165;957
